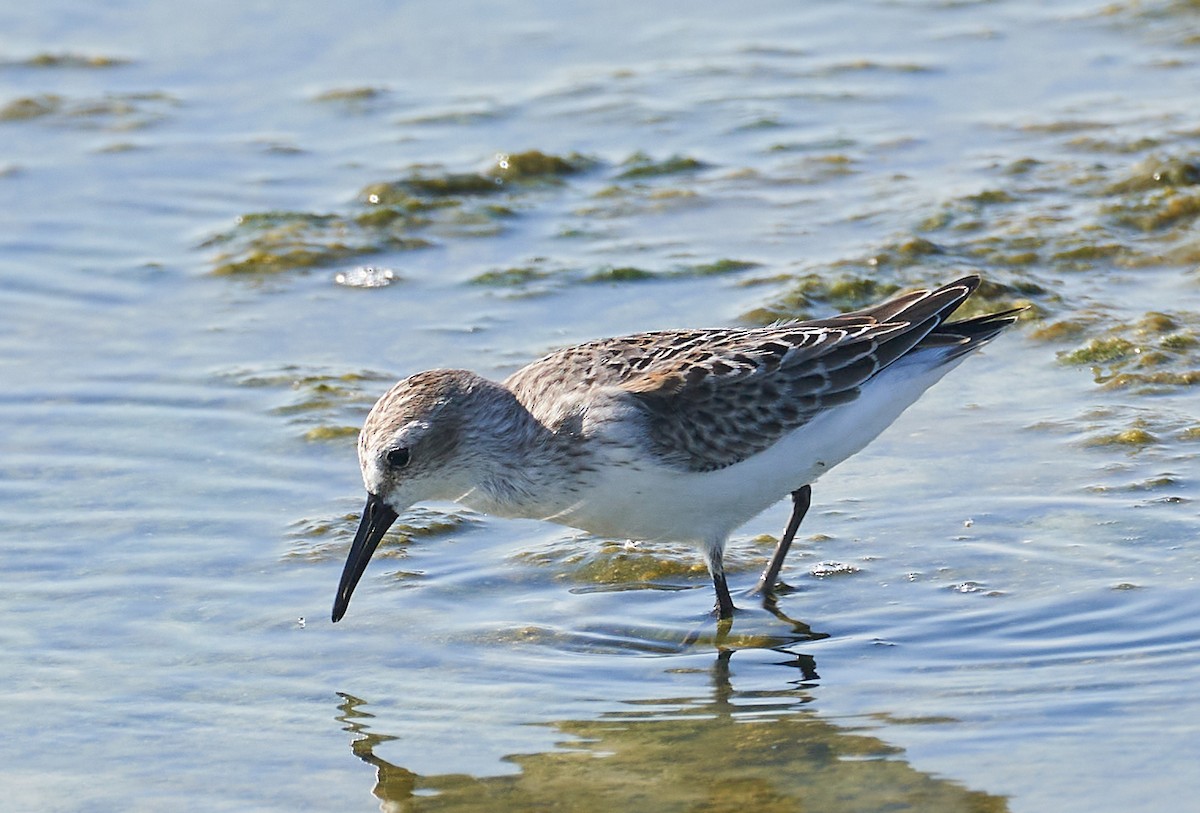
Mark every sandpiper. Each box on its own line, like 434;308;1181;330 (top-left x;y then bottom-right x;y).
332;274;1020;622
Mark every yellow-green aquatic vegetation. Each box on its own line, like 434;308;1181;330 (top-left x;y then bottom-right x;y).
470;257;759;291
220;366;389;442
1104;155;1200;194
584;266;656;283
1058;311;1200;390
1084;427;1159;449
5;52;129;68
493;150;589;180
865;237;943;269
1029;318;1092;343
469;265;556;287
207;151;591;275
1060;337;1139;366
513;536;776;586
311;86;385;102
0;91;175;129
616;151;707;178
738;273;895;324
303;426;360;442
205;210;432;276
0;93;63;120
1106;189;1200;232
686;258;760;276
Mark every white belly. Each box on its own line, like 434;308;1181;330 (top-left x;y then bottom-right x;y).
533;351;968;544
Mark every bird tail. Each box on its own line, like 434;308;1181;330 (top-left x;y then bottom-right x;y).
924;305;1025;360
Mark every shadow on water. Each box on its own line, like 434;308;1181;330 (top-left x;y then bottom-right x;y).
334;647;1008;813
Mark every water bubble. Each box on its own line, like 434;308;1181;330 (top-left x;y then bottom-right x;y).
334;266;397;288
810;561;860;578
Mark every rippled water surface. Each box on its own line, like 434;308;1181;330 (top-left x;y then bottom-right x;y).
3;1;1200;811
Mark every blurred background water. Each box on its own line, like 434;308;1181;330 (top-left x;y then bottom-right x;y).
2;1;1199;810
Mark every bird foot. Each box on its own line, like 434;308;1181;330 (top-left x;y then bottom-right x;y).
747;579;796;599
710;602;738;621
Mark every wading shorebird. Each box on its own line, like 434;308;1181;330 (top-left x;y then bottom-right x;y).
332;274;1020;623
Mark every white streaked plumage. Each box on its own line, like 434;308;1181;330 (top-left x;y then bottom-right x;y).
332;274;1021;623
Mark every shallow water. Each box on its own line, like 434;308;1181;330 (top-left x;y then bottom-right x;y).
3;1;1200;810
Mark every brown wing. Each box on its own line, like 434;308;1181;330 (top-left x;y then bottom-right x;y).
618;276;987;471
504;276;995;472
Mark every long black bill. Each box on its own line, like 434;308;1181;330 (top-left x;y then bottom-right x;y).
331;492;399;623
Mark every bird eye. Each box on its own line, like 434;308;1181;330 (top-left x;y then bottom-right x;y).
385;447;410;468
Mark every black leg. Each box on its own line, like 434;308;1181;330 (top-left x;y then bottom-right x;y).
712;567;735;620
753;485;811;597
704;541;736;620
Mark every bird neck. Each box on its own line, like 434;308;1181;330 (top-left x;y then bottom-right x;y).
456;379;580;518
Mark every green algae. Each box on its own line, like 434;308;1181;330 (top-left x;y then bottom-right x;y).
740;265;1039;327
616;151;707;178
312;86;386;102
899;144;1200;320
303;425;360;442
0;90;176;129
1106;189;1200;232
1029;319;1094;343
776;153;858;184
469;264;557;287
686;258;760;276
208;150;591;275
390;151;588;197
820;58;936;74
1050;243;1135;266
1103;370;1200;389
626;259;759;282
565;544;709;583
494;150;590;180
574;180;705;219
1058;310;1200;390
585;265;656;283
207;210;432;276
1162;332;1198;350
0;93;63;120
1066;136;1163;154
1004;157;1043;175
470;257;758;290
5;52;129;68
963;189;1015;206
221;366;388;441
1019;119;1108;134
865;236;943;269
359;183;460;209
399;171;503;197
1084;427;1159;448
1105;155;1200;193
739;274;902;324
514;536;774;587
1060;337;1138;366
767;136;857;154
